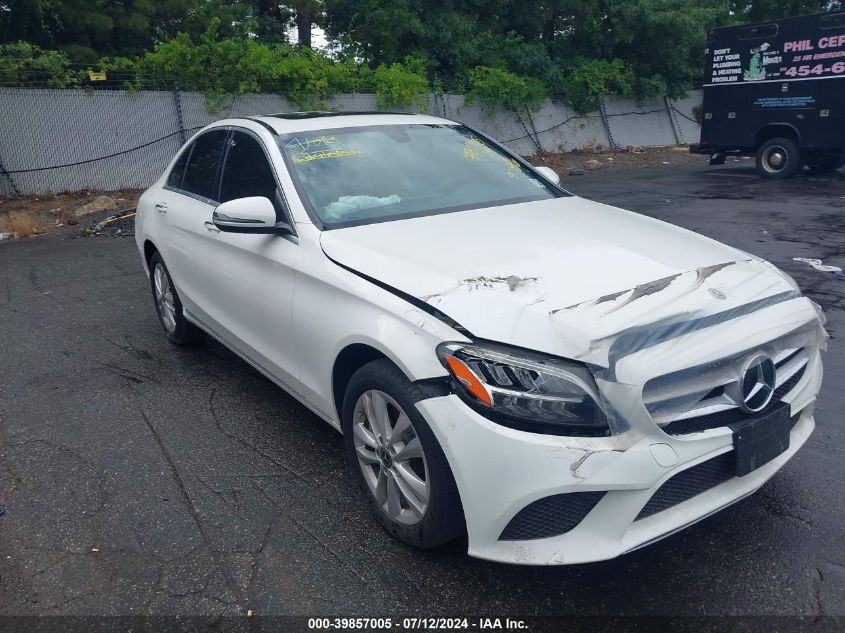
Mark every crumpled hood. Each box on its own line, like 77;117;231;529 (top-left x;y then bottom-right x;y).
321;197;797;365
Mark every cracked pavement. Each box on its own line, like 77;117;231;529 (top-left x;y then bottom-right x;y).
1;159;844;618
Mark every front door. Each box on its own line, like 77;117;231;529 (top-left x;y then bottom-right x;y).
204;129;301;393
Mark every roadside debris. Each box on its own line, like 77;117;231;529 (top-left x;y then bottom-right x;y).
793;257;845;278
0;232;11;241
74;195;117;218
84;209;136;237
535;145;706;175
584;159;602;170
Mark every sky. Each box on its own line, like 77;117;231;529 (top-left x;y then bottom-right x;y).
286;24;330;50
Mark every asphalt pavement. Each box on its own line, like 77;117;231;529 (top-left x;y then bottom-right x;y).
1;158;844;621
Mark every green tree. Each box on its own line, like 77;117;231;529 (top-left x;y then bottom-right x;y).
734;0;837;22
4;0;842;111
0;41;81;87
288;0;324;47
559;58;634;113
0;0;317;61
467;66;546;114
598;0;728;99
373;57;430;109
0;0;211;62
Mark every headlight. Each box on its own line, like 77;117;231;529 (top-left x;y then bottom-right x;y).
436;341;609;436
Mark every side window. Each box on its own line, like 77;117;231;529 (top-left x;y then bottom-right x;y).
166;146;191;189
219;131;278;203
182;130;227;200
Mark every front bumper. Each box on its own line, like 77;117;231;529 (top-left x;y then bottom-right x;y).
415;349;821;565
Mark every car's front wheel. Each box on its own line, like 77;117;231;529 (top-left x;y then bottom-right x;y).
148;252;203;344
342;359;464;548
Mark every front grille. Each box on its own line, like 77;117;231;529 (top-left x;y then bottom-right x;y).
636;452;735;520
637;409;802;521
662;364;806;436
643;343;810;428
499;491;606;541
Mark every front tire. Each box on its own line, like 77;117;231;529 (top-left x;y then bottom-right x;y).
756;137;802;179
342;359;464;548
149;252;203;344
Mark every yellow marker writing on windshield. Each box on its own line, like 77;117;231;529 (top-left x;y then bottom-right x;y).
294;149;366;163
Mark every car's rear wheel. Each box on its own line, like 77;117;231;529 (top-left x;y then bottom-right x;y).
342;359;464;548
756;137;802;179
149;252;203;344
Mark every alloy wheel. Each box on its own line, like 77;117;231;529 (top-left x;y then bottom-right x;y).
353;389;430;525
153;263;177;333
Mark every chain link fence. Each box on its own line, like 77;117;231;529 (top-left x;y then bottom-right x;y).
0;83;702;196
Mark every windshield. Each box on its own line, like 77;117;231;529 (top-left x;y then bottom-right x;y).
277;124;565;228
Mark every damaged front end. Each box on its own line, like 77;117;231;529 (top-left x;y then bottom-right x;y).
546;258;827;438
426;257;826;439
320;198;827;563
414;258;826;564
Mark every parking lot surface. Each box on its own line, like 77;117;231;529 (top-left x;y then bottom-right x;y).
1;160;844;618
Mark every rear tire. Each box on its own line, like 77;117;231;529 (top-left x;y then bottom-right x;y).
756;137;802;179
148;252;203;345
341;358;464;548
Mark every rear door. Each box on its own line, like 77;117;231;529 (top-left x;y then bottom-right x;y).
156;129;228;321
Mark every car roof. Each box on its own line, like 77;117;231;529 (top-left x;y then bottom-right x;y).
245;111;455;135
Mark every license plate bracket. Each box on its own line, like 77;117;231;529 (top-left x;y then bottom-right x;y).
730;404;791;477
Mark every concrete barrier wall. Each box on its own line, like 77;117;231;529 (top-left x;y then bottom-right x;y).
0;88;702;195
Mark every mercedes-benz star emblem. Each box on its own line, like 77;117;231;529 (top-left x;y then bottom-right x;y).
738;353;777;413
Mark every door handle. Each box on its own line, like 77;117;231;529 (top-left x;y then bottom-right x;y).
204;221;220;233
154;202;168;214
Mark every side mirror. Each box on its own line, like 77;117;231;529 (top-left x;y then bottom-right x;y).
534;166;561;186
213;197;293;236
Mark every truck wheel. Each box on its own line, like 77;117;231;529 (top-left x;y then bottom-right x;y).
805;156;845;174
756;138;802;179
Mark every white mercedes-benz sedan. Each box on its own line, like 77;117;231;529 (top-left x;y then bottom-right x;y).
135;112;826;565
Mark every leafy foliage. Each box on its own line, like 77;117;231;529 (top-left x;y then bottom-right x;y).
2;0;842;112
95;20;430;110
559;59;634;114
373;58;430;110
466;67;546;115
322;0;839;107
98;19;358;108
0;42;81;88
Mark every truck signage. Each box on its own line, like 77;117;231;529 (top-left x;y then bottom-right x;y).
706;13;845;84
